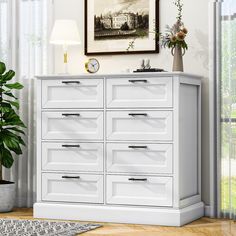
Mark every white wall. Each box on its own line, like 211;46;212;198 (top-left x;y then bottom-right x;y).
53;0;210;205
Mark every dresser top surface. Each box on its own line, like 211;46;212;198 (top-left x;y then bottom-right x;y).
36;72;202;80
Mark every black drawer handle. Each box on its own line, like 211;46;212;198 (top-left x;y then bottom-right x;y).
62;113;80;117
62;176;80;179
128;178;148;182
129;80;148;83
129;113;148;117
128;146;148;149
62;144;80;148
62;81;80;84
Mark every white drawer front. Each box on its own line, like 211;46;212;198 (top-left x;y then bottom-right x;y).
42;79;103;109
42;173;103;203
107;143;173;174
106;111;173;141
42;142;103;172
107;175;173;206
42;111;103;140
106;77;172;108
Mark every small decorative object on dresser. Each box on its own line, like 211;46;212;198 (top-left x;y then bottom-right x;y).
144;59;151;69
134;59;165;73
34;72;204;226
0;61;26;213
85;58;100;73
160;0;188;72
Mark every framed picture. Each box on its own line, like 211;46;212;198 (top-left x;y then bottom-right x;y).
85;0;159;55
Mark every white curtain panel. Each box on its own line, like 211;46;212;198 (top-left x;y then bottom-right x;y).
0;0;8;63
1;0;51;207
220;0;236;219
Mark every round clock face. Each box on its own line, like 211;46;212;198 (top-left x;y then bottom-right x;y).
85;58;100;73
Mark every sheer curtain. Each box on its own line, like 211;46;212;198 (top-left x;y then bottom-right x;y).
220;0;236;219
0;0;52;207
0;0;9;64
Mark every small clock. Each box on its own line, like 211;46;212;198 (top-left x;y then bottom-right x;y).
85;58;100;73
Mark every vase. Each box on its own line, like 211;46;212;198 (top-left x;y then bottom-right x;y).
171;45;185;72
0;181;16;212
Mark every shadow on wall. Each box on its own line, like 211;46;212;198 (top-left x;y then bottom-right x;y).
194;29;209;71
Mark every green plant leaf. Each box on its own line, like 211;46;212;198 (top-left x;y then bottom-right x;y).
5;82;24;90
5;120;27;128
17;136;26;146
2;70;15;82
0;106;11;113
6;127;25;135
0;121;7;127
0;63;26;170
4;100;19;109
2;110;27;128
3;109;20;121
4;91;17;99
0;62;6;75
0;148;14;168
1;130;23;155
1;102;11;108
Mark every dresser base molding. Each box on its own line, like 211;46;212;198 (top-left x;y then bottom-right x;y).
33;202;204;226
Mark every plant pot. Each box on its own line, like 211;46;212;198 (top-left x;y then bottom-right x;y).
171;45;185;72
0;180;16;212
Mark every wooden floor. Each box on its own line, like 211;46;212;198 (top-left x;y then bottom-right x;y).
0;208;235;236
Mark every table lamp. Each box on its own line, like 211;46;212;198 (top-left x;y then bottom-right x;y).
50;20;81;74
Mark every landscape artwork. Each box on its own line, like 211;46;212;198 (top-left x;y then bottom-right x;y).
85;0;159;55
94;0;149;41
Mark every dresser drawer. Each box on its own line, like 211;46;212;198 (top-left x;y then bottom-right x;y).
42;142;103;172
42;79;103;109
42;111;103;140
106;143;173;174
106;77;172;108
106;175;173;206
106;111;173;141
42;173;103;203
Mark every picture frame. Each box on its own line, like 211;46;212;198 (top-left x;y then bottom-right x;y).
84;0;160;55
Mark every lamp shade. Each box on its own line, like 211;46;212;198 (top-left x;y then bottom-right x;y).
50;20;81;45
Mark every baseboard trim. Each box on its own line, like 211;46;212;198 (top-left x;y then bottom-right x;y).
34;202;204;226
204;205;212;217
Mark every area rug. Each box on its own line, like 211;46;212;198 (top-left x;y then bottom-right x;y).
0;218;101;236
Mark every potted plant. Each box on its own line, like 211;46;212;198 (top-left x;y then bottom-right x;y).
160;0;188;71
0;61;26;212
127;0;188;72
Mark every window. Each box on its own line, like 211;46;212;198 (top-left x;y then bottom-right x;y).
0;0;50;75
19;0;49;78
220;0;236;218
0;0;52;207
0;0;9;64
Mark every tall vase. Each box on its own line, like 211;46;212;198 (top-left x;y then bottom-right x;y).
171;45;185;72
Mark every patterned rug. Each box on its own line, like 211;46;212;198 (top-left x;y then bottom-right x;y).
0;219;101;236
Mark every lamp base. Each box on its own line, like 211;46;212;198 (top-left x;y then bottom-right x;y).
62;47;69;74
60;62;69;74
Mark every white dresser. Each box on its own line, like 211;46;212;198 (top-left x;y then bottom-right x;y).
34;73;204;226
